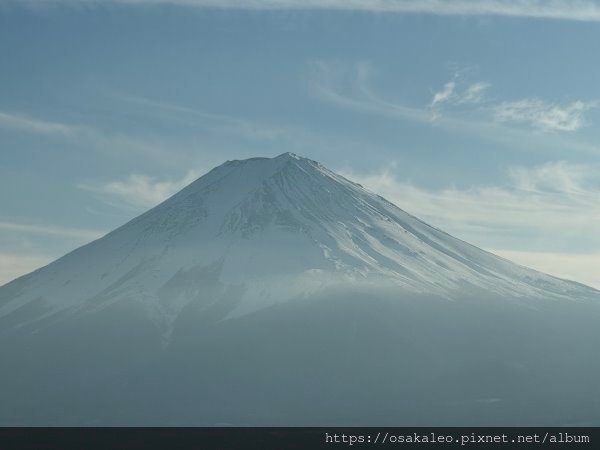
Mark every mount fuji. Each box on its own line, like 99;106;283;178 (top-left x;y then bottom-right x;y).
1;153;599;426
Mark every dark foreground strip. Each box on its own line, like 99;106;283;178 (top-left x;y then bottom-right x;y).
0;427;597;449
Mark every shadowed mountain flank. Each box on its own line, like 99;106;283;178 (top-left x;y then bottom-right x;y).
1;153;599;426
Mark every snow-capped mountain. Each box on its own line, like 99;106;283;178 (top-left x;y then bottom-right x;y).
1;153;594;335
1;153;599;426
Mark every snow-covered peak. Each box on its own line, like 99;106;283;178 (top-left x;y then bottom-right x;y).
184;152;322;193
128;152;357;240
1;153;598;337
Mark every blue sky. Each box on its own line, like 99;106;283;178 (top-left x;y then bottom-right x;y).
1;0;600;288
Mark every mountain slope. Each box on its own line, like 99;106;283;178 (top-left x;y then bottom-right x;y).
1;153;599;426
1;153;595;334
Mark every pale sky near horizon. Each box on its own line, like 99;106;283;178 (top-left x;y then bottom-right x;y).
1;0;600;288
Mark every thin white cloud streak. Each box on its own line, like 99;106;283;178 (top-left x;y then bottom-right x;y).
429;76;594;133
14;0;600;23
0;108;202;167
121;95;302;141
79;170;203;209
509;161;594;195
0;111;80;136
0;253;54;286
492;250;600;290
0;221;105;240
430;81;456;107
117;92;399;165
494;99;598;132
457;82;491;105
310;61;600;154
309;60;432;123
430;80;491;110
340;160;600;287
340;161;600;244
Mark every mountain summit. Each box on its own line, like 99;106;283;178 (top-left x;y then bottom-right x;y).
1;153;599;426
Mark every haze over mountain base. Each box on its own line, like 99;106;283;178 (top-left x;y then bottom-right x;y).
1;154;599;426
2;286;600;426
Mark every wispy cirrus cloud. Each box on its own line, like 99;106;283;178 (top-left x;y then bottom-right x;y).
491;250;600;290
120;95;303;142
457;82;492;105
309;60;431;123
79;170;203;209
0;220;104;285
0;253;54;286
115;92;399;166
0;220;105;240
430;79;491;112
508;160;594;194
0;111;81;136
12;0;600;23
340;160;600;237
340;160;600;287
493;99;598;132
428;76;596;134
310;61;600;155
430;81;456;107
0;108;205;167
